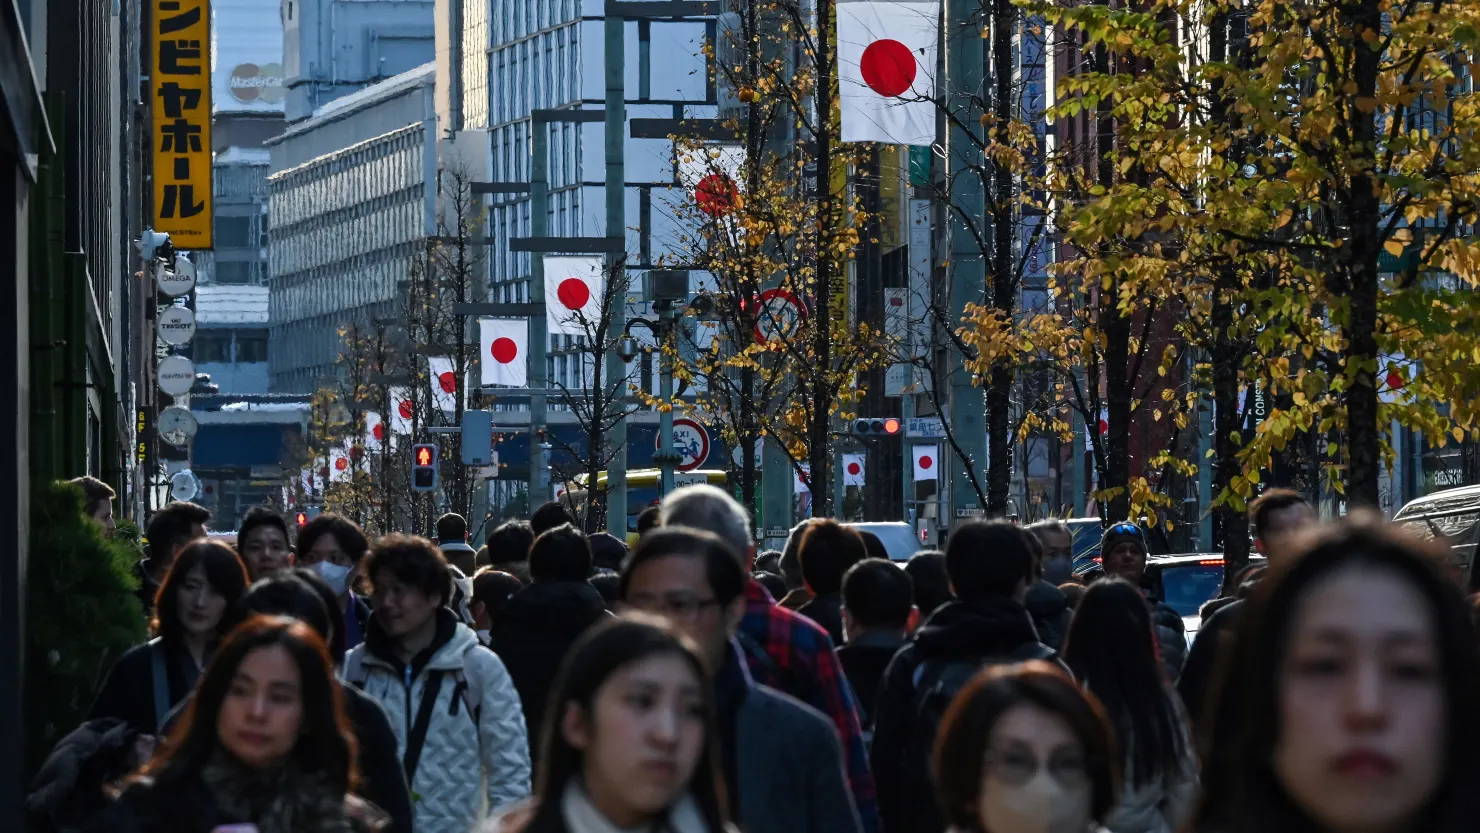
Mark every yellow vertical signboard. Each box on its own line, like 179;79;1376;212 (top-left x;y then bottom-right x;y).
151;0;213;248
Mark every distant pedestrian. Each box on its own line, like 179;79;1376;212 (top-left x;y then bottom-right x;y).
531;501;573;537
437;512;479;576
295;512;373;655
343;534;531;833
777;520;820;610
933;662;1119;833
89;540;249;735
621;527;863;833
1063;578;1196;833
857;529;890;563
797;520;869;645
872;520;1058;833
754;549;783;575
588;573;620;610
1022;528;1073;651
1193;513;1480;833
658;486;879;833
482;616;737;833
588;531;627;574
904;550;951;621
237;506;294;580
837;559;912;729
1096;522;1186;677
471;568;524;642
486;524;611;763
69;475;117;534
481;519;536;583
1026;520;1076;585
636;504;662;537
89;616;387;833
752;571;788;602
137;501;211;616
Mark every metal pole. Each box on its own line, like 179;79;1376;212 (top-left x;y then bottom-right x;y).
658;305;677;496
530;126;551;508
604;8;629;534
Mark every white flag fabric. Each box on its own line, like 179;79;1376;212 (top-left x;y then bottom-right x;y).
544;256;605;336
912;444;939;481
428;357;457;413
843;453;866;487
481;318;528;387
794;463;812;494
365;411;384;451
838;0;939;145
329;448;351;483
389;387;414;435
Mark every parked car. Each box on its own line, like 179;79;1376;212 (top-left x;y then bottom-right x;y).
1394;485;1480;590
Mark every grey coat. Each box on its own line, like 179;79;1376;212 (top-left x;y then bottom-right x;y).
734;684;863;833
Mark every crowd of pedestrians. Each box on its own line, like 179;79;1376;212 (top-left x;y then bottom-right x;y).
27;478;1480;833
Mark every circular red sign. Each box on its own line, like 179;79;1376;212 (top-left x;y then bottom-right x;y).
918;454;934;470
557;277;591;310
752;288;806;344
372;424;386;441
438;372;457;394
847;461;862;475
492;337;519;363
397;400;414;419
334;457;348;471
860;39;917;97
1386;369;1404;390
695;173;739;217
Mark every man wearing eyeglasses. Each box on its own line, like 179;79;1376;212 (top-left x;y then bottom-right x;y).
620;526;864;833
1099;522;1187;678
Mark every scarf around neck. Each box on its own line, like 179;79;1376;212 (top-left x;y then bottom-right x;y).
200;748;357;833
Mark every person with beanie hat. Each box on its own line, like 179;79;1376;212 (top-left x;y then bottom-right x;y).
1097;521;1187;678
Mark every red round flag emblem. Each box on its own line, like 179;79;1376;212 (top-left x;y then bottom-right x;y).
918;454;934;470
334;457;348;471
397;400;414;419
557;278;591;310
492;337;519;364
847;461;862;475
695;173;739;217
372;424;385;441
438;372;457;394
860;39;917;97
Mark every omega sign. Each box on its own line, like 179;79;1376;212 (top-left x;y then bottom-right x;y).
229;63;285;103
157;306;197;346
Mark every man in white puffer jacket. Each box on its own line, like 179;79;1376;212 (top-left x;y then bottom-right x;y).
344;534;532;833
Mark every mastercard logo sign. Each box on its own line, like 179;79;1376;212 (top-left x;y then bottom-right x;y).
228;63;285;103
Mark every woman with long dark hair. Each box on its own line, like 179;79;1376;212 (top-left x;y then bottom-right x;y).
1062;578;1196;833
89;540;250;734
91;614;385;833
1194;513;1480;833
933;660;1119;833
486;614;734;833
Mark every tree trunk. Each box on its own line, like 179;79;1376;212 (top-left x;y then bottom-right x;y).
809;0;836;516
985;0;1015;516
1094;36;1131;522
739;0;763;529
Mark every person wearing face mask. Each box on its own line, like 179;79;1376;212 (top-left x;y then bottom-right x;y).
1027;521;1078;585
295;513;372;653
1022;527;1074;651
87;615;387;833
237;507;295;580
933;661;1119;833
89;541;250;735
1193;513;1480;833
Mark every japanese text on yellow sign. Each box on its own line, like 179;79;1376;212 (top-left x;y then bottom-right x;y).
151;0;213;248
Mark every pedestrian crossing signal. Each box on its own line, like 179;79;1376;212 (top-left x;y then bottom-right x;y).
412;443;439;492
295;511;308;527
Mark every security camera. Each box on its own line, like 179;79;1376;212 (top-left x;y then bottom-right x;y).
616;336;641;362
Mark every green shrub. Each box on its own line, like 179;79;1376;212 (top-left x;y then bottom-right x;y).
25;481;148;775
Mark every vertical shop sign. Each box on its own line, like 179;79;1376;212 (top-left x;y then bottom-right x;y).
152;0;213;247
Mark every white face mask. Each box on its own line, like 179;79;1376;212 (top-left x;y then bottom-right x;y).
311;560;353;596
980;768;1092;833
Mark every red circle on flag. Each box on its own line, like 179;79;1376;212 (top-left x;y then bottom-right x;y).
847;461;862;475
918;455;934;470
373;424;386;441
696;173;739;217
438;372;456;394
1386;370;1404;390
861;39;917;97
397;400;413;419
492;337;519;364
334;457;348;471
557;278;591;310
1098;419;1109;435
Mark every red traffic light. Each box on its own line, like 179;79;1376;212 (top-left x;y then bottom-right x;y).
295;512;308;527
416;447;433;467
883;418;901;435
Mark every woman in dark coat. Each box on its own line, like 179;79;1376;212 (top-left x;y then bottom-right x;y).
89;615;385;833
89;541;249;734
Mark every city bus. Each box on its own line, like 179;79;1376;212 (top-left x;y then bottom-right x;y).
560;469;729;545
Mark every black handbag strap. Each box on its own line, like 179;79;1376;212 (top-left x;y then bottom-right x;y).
402;670;446;784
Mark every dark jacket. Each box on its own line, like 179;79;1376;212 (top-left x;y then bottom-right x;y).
715;643;863;833
798;591;846;646
88;638;202;734
871;597;1058;833
133;561;160;618
835;631;906;730
159;685;415;833
84;771;386;833
1024;579;1074;651
1177;598;1241;730
1150;597;1188;679
27;718;147;833
486;581;609;758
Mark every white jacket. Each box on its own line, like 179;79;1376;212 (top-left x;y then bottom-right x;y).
343;611;532;833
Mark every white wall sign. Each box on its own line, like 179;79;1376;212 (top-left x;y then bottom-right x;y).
157;355;196;396
157;306;197;346
156;254;197;297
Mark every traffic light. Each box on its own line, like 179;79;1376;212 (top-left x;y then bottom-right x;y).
412;443;440;492
295;511;308;527
851;417;902;437
460;410;493;465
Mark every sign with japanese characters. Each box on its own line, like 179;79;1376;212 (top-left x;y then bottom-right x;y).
151;0;213;247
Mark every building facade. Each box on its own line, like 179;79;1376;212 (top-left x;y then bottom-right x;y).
281;0;435;122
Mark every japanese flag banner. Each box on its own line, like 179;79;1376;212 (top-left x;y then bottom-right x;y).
389;387;414;435
838;0;939;146
481;318;528;387
427;357;458;413
843;453;866;487
329;448;351;483
912;444;939;481
545;256;605;336
364;411;385;451
679;146;746;219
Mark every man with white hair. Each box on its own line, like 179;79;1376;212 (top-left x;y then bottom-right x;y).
659;485;879;833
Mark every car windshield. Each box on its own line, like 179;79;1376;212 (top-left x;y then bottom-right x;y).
1160;563;1226;617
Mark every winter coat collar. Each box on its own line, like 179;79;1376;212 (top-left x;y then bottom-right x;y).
362;607;475;677
911;597;1043;660
500;581;609;634
845;630;906;652
562;780;710;833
